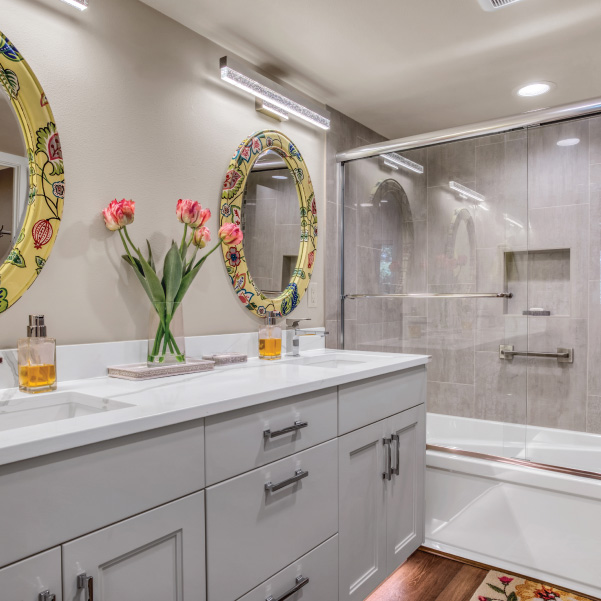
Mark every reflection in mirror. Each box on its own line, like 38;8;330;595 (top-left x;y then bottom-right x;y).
371;179;414;293
241;149;300;296
0;90;27;261
445;207;475;285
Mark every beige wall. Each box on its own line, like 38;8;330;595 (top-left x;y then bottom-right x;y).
1;0;326;347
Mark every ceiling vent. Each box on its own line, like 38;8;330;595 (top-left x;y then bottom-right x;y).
478;0;523;11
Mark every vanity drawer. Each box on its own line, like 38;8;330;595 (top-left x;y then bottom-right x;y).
338;366;426;435
206;439;338;601
237;535;338;601
0;419;205;568
205;387;337;485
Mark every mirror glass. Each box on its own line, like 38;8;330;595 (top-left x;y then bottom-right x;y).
0;90;27;262
241;149;300;296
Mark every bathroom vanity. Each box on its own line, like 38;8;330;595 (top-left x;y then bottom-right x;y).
0;349;428;601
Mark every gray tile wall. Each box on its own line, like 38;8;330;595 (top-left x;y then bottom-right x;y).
331;114;601;435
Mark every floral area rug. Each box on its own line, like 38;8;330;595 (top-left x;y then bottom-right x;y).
471;571;594;601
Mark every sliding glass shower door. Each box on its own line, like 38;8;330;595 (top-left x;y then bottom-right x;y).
341;130;530;461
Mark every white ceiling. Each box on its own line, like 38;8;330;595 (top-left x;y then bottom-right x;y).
140;0;601;140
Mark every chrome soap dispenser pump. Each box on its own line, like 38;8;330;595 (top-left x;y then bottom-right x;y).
18;315;57;393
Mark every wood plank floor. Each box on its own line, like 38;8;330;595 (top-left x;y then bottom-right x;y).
365;550;488;601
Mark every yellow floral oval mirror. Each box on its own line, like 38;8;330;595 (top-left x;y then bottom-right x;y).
0;31;64;313
220;130;317;317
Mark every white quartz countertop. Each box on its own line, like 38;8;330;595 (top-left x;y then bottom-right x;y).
0;349;429;466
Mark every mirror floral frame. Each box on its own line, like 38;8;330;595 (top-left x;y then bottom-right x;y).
0;32;63;313
220;130;317;317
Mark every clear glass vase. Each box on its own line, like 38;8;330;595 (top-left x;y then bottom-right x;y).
147;302;186;366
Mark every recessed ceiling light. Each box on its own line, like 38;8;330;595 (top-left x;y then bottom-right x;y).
516;82;554;97
557;138;580;146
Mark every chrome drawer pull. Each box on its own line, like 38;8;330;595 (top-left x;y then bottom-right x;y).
266;575;310;601
391;433;400;476
383;438;392;481
263;420;308;439
39;591;56;601
265;468;309;493
77;572;94;601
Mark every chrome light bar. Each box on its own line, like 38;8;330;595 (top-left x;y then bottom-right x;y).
220;56;330;130
449;181;485;202
59;0;88;9
381;152;424;174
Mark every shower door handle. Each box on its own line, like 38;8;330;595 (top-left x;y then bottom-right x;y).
382;438;392;481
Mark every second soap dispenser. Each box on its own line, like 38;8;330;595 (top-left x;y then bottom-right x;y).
18;315;57;393
258;311;282;360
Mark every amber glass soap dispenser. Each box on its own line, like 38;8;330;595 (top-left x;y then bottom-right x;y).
18;315;57;393
259;311;282;360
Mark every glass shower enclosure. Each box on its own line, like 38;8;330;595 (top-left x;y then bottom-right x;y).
339;109;601;477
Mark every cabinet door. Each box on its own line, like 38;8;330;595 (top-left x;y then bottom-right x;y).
338;420;387;601
62;491;205;601
386;404;426;574
0;548;61;601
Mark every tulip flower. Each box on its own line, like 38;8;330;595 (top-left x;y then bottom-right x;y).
218;223;243;246
191;208;211;229
176;199;201;225
192;226;211;248
102;199;135;231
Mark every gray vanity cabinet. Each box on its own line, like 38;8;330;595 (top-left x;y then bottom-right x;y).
338;419;389;601
0;548;62;601
385;405;426;574
62;491;206;601
338;404;426;601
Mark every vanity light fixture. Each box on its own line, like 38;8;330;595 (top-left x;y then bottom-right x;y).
557;138;580;146
449;181;485;203
220;56;330;130
272;175;288;180
381;152;424;174
59;0;88;10
383;160;399;170
255;98;289;122
516;82;554;97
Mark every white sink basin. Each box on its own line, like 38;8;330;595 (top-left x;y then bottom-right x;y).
0;392;132;432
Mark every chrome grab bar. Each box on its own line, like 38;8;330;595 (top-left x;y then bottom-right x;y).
499;345;573;364
344;292;512;299
265;468;308;493
266;575;310;601
264;420;308;439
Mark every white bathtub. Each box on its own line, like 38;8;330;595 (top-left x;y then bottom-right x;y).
425;414;601;598
428;413;601;473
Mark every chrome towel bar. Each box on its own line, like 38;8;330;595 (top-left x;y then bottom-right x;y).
343;292;512;299
499;345;573;363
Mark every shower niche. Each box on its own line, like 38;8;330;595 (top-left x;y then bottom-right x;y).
505;248;571;317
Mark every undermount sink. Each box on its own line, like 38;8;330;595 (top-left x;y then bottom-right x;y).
0;392;132;432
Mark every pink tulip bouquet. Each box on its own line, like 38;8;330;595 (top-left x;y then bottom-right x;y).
102;198;243;364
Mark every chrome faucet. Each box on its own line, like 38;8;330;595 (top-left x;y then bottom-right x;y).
286;318;329;356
